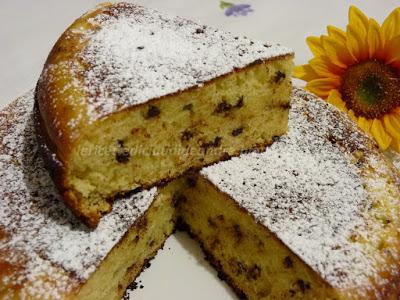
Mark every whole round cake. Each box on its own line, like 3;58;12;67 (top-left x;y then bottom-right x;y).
1;88;399;299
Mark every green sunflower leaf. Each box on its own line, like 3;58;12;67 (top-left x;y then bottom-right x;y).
220;1;234;9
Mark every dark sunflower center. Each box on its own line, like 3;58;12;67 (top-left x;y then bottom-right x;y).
341;60;400;118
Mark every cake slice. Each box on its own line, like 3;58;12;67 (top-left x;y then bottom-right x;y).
35;2;294;227
178;88;400;299
0;91;179;300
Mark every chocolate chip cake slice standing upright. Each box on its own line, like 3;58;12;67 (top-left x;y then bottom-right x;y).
35;2;294;227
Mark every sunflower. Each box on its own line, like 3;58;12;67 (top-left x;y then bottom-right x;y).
294;6;400;152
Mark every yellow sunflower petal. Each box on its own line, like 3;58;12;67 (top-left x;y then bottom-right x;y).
349;6;370;29
391;138;400;152
385;35;400;67
306;36;325;57
357;117;373;134
381;7;400;45
321;35;355;68
371;119;393;150
327;25;347;44
347;109;358;123
346;6;369;61
306;78;340;98
326;89;347;112
293;64;320;81
367;18;382;58
346;26;365;62
383;113;400;140
309;57;345;78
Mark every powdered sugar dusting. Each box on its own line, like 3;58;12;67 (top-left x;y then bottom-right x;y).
394;156;400;170
0;91;157;296
202;88;400;291
385;149;400;172
72;3;292;121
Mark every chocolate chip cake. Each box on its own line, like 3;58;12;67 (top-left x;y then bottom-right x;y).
35;2;294;227
2;89;399;299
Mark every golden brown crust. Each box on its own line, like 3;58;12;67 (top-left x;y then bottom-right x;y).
34;100;103;227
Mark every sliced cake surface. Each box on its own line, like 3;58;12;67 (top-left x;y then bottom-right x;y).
0;91;177;299
190;88;400;299
3;89;398;300
35;2;294;227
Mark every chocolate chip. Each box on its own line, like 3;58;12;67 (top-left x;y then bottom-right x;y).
137;46;145;50
126;281;138;291
117;139;125;147
232;127;244;137
274;71;286;83
235;96;244;108
247;264;261;280
215;100;232;113
297;279;311;293
146;105;160;118
186;175;197;187
327;134;338;144
283;256;293;268
213;136;222;147
182;103;193;111
272;135;281;143
217;215;224;221
201;136;222;153
172;193;187;207
181;130;194;142
116;150;130;163
195;28;204;34
215;97;243;114
235;260;247;275
233;224;243;243
208;217;217;228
